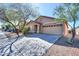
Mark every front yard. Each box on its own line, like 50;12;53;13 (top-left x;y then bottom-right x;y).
45;34;79;56
1;30;79;56
0;31;61;56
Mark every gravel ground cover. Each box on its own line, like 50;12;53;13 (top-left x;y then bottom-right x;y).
0;32;52;56
45;36;79;56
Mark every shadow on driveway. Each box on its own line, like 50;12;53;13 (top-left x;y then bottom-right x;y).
26;34;61;43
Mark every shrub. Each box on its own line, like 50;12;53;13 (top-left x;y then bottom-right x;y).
68;30;72;33
21;27;29;35
1;23;15;32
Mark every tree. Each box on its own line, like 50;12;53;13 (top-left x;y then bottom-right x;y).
54;3;79;44
0;3;39;56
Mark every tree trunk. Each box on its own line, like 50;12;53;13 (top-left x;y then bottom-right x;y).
20;20;26;31
71;20;76;43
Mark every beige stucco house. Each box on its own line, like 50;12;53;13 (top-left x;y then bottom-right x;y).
26;16;68;36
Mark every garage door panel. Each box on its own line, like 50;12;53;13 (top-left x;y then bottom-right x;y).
42;26;63;35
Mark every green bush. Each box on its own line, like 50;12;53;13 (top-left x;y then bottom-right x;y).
1;23;15;32
66;39;73;45
68;30;72;33
22;27;29;35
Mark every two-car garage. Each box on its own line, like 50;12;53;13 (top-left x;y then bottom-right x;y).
42;23;64;35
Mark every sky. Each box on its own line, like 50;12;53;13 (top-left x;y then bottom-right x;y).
33;3;79;29
0;3;79;29
33;3;60;17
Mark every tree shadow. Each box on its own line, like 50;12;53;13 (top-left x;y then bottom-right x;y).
26;33;61;43
54;36;79;48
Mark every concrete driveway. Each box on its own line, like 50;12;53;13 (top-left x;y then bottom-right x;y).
27;34;61;44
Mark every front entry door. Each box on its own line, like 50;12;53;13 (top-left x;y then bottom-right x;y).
34;25;38;33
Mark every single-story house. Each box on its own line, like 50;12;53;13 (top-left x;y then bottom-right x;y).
26;16;68;36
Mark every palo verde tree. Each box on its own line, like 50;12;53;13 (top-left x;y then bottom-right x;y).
0;3;39;56
54;3;79;44
8;3;39;32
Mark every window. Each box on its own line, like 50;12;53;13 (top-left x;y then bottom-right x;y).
43;24;63;27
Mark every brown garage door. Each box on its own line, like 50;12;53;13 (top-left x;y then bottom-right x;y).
42;24;64;35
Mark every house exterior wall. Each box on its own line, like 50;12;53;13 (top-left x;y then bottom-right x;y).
63;22;68;36
76;28;79;35
36;17;67;35
26;22;40;33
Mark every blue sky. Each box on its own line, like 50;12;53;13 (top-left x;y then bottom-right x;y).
33;3;79;29
33;3;60;17
0;3;79;29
